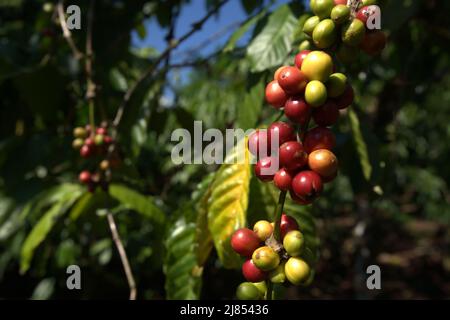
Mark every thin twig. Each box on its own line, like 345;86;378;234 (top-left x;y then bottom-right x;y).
57;0;83;60
113;0;229;127
107;213;137;300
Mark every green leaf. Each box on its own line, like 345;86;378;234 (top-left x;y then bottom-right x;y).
237;80;264;130
349;109;372;181
108;184;165;224
207;138;251;269
246;5;298;72
164;218;202;300
20;184;83;273
31;278;55;300
223;9;267;52
69;190;109;221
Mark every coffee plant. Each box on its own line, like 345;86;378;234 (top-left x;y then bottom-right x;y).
1;0;449;300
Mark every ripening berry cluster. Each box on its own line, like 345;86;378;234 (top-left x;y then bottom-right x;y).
302;0;386;63
250;50;351;205
233;214;314;300
72;123;120;192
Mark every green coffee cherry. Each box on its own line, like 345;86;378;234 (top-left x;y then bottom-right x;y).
72;138;84;150
342;19;366;46
253;281;267;298
311;0;334;20
299;40;313;51
284;257;311;285
327;73;348;98
269;262;286;284
303;16;320;37
305;80;327;107
252;246;280;271
312;19;337;49
300;269;315;287
94;134;104;146
361;0;377;6
283;230;305;257
236;282;261;300
331;5;350;25
73;127;87;139
337;44;360;64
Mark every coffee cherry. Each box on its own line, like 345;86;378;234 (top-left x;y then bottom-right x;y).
248;130;270;157
268;122;296;147
334;84;354;109
269;262;286;284
72;138;84;150
253;281;267;297
280;214;299;239
303;126;336;153
294;50;311;69
299;39;313;51
100;160;110;171
337;44;360;64
342;19;366;46
303;16;320;37
265;81;288;109
331;4;350;25
236;282;261;300
283;230;305;257
80;145;93;158
84;137;95;147
94;134;104;146
253;220;273;241
276;66;307;95
311;0;334;20
78;170;91;184
356;6;374;25
361;0;377;5
103;135;113;145
333;0;347;5
305;80;327;107
289;188;313;205
274;168;293;192
312;100;339;127
284;96;312;125
301;51;333;82
360;31;386;56
274;66;285;80
327;73;347;98
279;141;308;172
242;259;267;282
312;19;337;49
308;149;339;178
231;228;261;257
285;257;311;285
254;157;277;182
95;127;107;135
73;127;87;139
252;246;280;271
292;170;323;202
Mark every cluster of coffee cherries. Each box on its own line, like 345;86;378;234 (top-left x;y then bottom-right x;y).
233;214;313;300
251;50;351;205
302;0;386;62
72;123;119;192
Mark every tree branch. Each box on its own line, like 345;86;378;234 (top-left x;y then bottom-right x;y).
57;0;83;60
107;213;137;300
85;0;96;131
113;0;229;127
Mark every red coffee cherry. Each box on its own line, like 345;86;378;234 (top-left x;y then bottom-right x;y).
231;228;261;257
292;170;323;202
289;188;313;205
312;100;340;127
334;84;354;110
103;135;113;145
276;66;307;95
78;170;91;184
96;127;107;135
268;122;296;147
80;145;93;158
334;0;347;4
274;66;286;80
308;149;339;178
356;6;374;25
274;168;293;192
248;130;270;157
265;80;288;109
360;31;387;56
294;50;311;68
284;96;312;125
242;259;268;282
84;137;95;147
254;156;277;182
280;214;299;239
303;126;336;153
279;141;308;172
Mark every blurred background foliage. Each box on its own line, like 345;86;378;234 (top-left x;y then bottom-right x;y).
0;0;449;299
